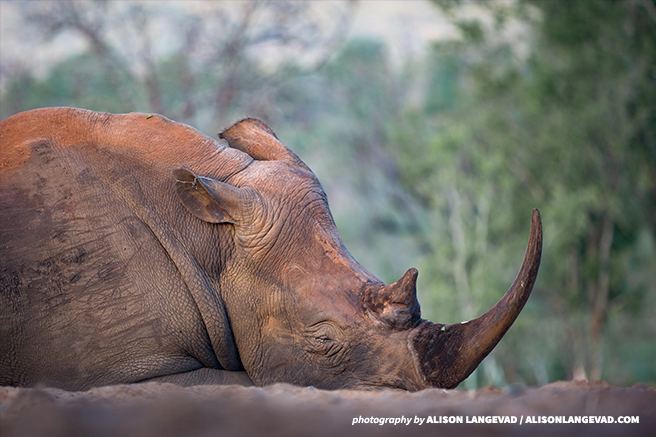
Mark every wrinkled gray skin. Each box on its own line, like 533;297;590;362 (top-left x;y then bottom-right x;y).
0;108;542;391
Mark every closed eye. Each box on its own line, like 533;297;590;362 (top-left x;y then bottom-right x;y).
304;321;344;357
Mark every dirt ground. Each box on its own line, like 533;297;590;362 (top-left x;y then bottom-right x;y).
1;380;654;437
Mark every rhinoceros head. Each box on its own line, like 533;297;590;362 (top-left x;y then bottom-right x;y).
173;118;542;390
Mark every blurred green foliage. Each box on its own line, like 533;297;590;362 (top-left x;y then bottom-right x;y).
2;0;655;388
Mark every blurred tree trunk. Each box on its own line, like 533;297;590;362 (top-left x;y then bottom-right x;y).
589;213;614;381
447;185;473;320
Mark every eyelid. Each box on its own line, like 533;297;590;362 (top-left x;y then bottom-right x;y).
305;321;344;352
306;320;340;336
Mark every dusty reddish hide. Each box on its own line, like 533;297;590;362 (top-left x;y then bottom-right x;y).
1;381;653;437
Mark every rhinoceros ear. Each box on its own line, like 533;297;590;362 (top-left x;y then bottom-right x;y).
361;268;421;330
173;167;253;225
219;118;300;163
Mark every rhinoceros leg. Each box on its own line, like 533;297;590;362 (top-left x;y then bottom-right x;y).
140;368;254;387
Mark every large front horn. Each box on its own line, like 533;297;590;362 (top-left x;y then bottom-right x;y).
410;209;543;389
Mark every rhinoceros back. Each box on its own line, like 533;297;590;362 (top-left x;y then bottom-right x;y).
0;108;236;389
